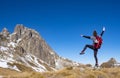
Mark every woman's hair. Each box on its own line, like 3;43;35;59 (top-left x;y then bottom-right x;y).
93;30;97;36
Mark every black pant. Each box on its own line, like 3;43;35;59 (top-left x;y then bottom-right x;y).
82;44;98;66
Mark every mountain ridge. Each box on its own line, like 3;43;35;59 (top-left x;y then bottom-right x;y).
0;24;81;72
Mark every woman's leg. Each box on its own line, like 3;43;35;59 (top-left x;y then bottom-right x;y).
80;44;94;54
94;49;98;67
80;45;99;67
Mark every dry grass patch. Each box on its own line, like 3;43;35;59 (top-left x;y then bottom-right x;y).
7;62;34;72
0;67;19;76
43;67;83;78
6;72;45;78
0;68;44;78
43;67;120;78
101;67;120;78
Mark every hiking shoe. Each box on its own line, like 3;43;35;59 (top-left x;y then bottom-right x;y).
80;52;85;55
95;64;99;67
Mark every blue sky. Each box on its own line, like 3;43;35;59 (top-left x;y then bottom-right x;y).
0;0;120;65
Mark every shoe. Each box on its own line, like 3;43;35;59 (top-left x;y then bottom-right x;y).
95;63;99;67
80;52;85;55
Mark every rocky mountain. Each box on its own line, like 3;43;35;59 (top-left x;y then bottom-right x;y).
100;58;118;68
0;24;80;72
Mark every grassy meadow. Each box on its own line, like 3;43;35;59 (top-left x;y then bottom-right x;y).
1;66;120;78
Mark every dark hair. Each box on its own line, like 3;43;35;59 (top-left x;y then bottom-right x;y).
93;30;97;37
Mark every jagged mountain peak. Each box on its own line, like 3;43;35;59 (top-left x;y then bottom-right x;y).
2;27;9;32
0;24;81;72
12;24;40;41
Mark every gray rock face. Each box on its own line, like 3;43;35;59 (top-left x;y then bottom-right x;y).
0;24;80;72
14;24;25;39
10;24;58;67
0;28;10;46
1;28;10;37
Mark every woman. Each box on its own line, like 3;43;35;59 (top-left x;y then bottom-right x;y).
80;27;105;67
